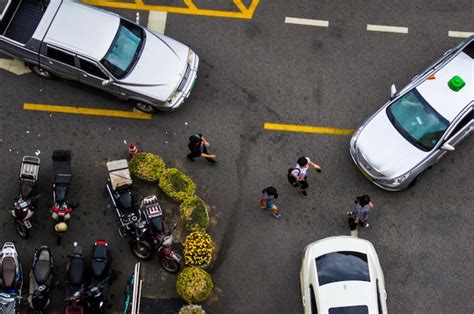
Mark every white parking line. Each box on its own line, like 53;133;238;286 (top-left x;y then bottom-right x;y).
367;24;408;34
147;11;168;34
285;17;329;28
448;31;474;38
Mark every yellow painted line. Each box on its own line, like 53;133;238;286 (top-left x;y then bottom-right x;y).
23;103;152;120
82;0;260;19
264;123;354;135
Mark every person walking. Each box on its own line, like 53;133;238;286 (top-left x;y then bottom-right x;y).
260;186;281;219
186;133;217;164
354;194;373;228
287;156;321;196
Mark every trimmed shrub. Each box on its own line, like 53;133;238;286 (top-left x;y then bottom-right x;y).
183;230;215;267
179;304;205;314
180;196;209;231
159;168;196;201
176;267;214;304
128;153;165;182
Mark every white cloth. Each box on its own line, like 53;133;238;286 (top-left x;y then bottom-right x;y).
291;157;310;180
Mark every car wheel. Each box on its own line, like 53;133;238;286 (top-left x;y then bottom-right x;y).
134;101;158;114
409;172;424;187
30;65;53;79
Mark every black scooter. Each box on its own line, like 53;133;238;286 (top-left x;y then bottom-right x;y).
28;246;53;313
65;242;85;314
85;240;112;314
11;156;41;238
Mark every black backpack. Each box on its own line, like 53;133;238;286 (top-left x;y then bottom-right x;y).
287;168;300;184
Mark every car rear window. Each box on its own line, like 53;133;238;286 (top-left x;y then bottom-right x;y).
329;305;369;314
316;251;370;286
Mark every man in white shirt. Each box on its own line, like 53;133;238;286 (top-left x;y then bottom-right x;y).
288;156;321;196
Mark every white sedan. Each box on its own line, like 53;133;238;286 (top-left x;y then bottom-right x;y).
300;236;388;314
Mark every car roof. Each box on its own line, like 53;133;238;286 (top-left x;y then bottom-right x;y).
44;0;120;61
417;46;473;122
304;237;380;311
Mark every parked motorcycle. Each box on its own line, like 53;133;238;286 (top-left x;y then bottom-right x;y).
85;240;112;314
11;156;40;238
106;160;181;273
50;150;73;245
28;246;53;313
65;242;85;314
0;242;23;313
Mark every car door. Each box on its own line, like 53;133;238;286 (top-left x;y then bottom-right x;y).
40;45;80;81
77;57;120;97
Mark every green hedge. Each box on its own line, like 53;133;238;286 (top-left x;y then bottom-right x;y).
128;153;165;182
179;304;205;314
159;168;196;201
180;196;209;231
176;267;214;304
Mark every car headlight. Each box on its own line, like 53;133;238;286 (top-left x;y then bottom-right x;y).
167;91;178;102
376;172;410;186
188;49;195;65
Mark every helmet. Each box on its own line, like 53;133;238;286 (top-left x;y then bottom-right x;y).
189;134;201;143
55;222;68;232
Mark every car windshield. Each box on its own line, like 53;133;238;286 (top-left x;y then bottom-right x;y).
386;89;449;151
329;305;369;314
316;251;370;286
101;19;144;79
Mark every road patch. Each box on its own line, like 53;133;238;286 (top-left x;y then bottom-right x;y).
264;123;354;135
285;17;329;28
367;24;408;34
23;103;152;120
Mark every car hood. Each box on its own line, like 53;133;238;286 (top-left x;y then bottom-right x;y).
357;110;428;178
119;30;189;101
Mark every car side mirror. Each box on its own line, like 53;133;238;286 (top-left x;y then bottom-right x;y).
101;79;113;86
390;84;397;99
441;143;455;151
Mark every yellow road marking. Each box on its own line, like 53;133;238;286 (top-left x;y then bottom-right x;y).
82;0;260;19
23;103;152;120
264;123;354;135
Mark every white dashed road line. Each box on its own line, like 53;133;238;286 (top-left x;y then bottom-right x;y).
147;11;168;34
366;24;408;34
448;31;474;38
285;17;329;28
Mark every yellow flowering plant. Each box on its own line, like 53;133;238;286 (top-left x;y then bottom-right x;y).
128;153;165;182
183;230;215;267
176;267;214;304
180;195;209;231
159;168;196;201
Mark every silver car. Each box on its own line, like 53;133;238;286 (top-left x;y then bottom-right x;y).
0;0;198;112
350;36;473;191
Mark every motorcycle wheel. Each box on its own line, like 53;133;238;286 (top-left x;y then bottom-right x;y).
15;220;29;238
159;256;181;274
130;241;152;260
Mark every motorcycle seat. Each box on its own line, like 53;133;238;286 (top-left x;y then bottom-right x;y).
68;257;84;286
150;216;164;234
20;181;34;197
92;246;108;279
118;191;133;213
55;184;68;202
34;250;51;285
2;257;16;288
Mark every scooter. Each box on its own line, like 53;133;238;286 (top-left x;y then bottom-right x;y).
28;246;53;313
50;150;73;245
11;156;40;238
65;242;85;314
0;242;23;314
85;240;112;314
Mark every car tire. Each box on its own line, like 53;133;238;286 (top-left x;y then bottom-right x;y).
409;172;424;187
30;65;53;79
134;101;158;114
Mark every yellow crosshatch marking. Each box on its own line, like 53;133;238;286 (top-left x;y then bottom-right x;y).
23;103;152;120
264;123;354;135
82;0;260;19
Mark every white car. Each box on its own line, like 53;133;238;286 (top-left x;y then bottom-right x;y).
350;36;473;190
300;236;388;314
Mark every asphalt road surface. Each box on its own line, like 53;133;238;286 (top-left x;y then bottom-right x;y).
0;0;472;313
